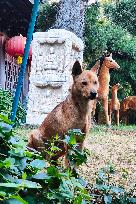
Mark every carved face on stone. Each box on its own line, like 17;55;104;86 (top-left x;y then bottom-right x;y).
72;61;99;100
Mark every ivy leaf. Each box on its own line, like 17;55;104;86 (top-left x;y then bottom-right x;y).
95;184;110;191
16;158;27;171
0;183;20;188
0;115;13;125
69;134;77;145
128;198;136;203
29;159;46;169
4;158;15;169
0;122;12;133
22;172;27;180
16;179;42;189
111;186;124;194
47;166;58;177
32;173;51;180
104;195;112;204
6;195;28;204
0;191;6;197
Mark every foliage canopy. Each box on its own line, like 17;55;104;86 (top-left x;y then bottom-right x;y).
84;1;136;97
36;0;136;97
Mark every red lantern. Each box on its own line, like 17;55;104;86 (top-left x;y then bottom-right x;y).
5;35;32;58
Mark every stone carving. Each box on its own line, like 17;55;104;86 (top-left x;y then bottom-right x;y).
26;29;84;125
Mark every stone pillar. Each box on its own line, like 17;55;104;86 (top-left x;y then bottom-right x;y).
26;29;84;125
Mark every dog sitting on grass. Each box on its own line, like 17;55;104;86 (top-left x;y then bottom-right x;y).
28;61;99;162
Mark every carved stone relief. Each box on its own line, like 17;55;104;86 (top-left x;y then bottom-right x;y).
26;29;84;125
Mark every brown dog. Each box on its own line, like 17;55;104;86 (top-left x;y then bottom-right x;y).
28;61;99;161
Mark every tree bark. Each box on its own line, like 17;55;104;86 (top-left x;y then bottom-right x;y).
53;0;88;40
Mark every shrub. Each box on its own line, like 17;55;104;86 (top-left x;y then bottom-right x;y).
0;114;135;203
89;164;136;204
0;88;26;125
36;2;59;31
0;115;90;204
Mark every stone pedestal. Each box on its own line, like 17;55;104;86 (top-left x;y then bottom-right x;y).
26;29;84;125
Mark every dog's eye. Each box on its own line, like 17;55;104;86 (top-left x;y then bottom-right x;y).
110;60;112;62
94;81;97;85
82;81;87;86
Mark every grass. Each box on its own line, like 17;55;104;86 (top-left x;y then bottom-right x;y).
15;124;136;191
80;125;136;191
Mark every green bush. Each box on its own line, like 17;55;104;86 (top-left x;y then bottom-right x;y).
0;88;26;125
36;2;59;31
0;115;90;204
90;164;136;203
84;2;136;96
0;114;135;203
36;2;136;96
104;0;136;36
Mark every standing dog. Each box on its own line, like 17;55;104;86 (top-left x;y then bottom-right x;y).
28;61;99;161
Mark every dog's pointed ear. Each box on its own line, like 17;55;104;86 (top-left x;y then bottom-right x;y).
72;61;83;77
91;60;100;74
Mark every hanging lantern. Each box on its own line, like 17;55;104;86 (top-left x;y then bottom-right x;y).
5;35;32;64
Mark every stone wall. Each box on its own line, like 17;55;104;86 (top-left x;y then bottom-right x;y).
26;29;84;125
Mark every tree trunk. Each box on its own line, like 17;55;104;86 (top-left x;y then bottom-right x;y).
53;0;88;40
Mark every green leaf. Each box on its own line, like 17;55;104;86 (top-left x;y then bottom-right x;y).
47;166;58;176
0;115;13;125
71;178;84;189
0;191;6;197
95;184;110;191
73;196;82;204
29;159;46;169
22;172;27;180
0;183;20;188
6;195;28;204
111;186;124;194
104;195;112;204
74;196;86;204
128;198;136;203
4;158;15;169
16;158;27;171
0;122;12;132
32;173;51;180
9;147;26;158
16;179;42;189
69;135;77;145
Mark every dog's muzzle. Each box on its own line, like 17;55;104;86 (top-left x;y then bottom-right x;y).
88;91;97;100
